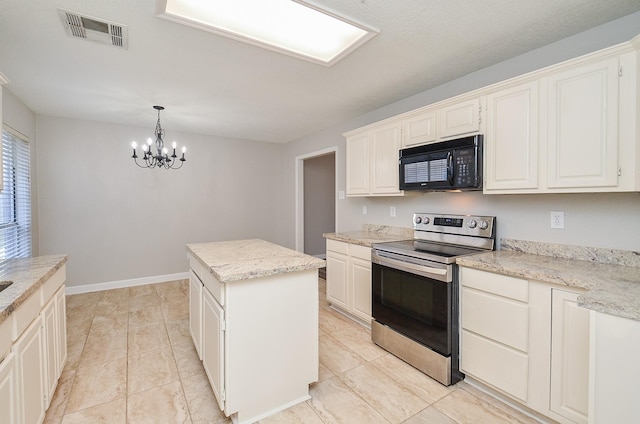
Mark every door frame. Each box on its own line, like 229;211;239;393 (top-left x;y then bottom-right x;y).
294;146;338;253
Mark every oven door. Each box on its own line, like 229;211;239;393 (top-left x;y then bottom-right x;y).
371;251;453;356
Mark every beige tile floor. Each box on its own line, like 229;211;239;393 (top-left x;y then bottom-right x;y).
43;278;540;424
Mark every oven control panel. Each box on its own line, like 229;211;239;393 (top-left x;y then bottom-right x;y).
413;213;495;238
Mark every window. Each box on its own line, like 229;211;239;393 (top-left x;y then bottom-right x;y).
0;127;31;259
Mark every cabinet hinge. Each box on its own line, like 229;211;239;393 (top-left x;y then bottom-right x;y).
618;66;623;77
618;167;622;176
221;318;226;332
478;104;482;124
221;389;226;401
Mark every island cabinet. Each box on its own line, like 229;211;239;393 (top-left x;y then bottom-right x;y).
0;261;67;424
459;267;589;424
187;241;323;424
325;239;372;324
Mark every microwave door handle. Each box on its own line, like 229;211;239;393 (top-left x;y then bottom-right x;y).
447;152;454;185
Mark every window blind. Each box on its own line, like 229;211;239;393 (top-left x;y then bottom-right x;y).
0;127;31;260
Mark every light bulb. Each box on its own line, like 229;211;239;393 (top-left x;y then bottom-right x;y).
131;141;137;149
162;147;168;154
142;144;148;152
147;137;153;146
182;146;187;153
172;141;177;149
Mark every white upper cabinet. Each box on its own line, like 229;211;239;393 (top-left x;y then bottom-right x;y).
345;132;370;196
345;120;404;197
438;98;482;139
370;122;402;194
485;81;539;191
546;57;620;189
401;109;437;147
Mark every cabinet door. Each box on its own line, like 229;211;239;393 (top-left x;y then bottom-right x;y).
0;352;18;424
346;132;370;195
189;271;203;359
550;289;589;424
546;57;619;189
402;110;436;147
350;256;372;322
202;288;225;411
485;82;539;191
55;287;67;376
42;297;57;407
14;317;45;424
326;250;349;310
370;122;402;194
438;98;481;139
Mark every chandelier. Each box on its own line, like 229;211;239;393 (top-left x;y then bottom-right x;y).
131;105;186;169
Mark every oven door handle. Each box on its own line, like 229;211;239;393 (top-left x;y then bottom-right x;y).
372;251;449;280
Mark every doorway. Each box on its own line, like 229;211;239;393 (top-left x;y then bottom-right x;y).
295;147;337;259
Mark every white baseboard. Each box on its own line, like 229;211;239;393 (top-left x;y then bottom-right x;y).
65;272;190;295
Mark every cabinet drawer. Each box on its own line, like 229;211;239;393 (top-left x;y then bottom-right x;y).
460;267;528;302
462;287;529;352
202;271;224;307
461;330;528;402
0;317;11;361
41;265;65;305
187;254;207;282
326;239;349;255
12;289;42;342
349;244;371;261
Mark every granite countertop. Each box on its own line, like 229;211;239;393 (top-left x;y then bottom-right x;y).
0;255;69;326
457;240;640;321
187;239;325;283
324;224;413;247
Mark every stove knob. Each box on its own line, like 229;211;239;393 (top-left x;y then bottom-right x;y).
479;220;489;230
467;219;477;229
415;216;422;224
423;217;430;224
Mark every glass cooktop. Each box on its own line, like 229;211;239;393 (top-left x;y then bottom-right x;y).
372;239;485;264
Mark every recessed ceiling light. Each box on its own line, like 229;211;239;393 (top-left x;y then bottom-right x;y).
156;0;379;66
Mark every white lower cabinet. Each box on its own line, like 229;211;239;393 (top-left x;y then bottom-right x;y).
550;289;590;424
460;267;589;424
326;239;372;323
188;270;203;359
0;264;67;424
589;311;640;423
0;352;19;424
14;317;45;424
188;253;318;424
201;286;225;411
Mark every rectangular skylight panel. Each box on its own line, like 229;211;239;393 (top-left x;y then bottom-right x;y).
157;0;378;65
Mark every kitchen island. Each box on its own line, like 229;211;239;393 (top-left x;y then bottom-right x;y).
186;239;325;424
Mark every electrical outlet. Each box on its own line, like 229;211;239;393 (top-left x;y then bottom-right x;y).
390;206;396;217
550;211;564;229
362;206;367;215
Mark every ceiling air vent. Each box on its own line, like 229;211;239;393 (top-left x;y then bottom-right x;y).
58;9;128;49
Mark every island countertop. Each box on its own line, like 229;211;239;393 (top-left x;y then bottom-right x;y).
0;255;69;326
186;239;325;283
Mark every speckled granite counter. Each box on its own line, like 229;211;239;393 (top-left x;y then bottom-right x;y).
186;239;325;283
0;255;69;325
323;224;413;247
457;240;640;321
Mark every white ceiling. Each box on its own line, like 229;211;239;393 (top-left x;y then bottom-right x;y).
1;0;640;143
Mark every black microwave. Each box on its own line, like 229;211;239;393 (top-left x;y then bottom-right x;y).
399;135;483;191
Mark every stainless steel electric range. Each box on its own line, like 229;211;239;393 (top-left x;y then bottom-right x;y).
371;213;496;386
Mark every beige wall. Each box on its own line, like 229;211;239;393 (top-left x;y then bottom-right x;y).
35;116;287;287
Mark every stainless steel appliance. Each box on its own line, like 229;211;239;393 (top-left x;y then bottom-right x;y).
399;135;483;191
371;213;495;386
